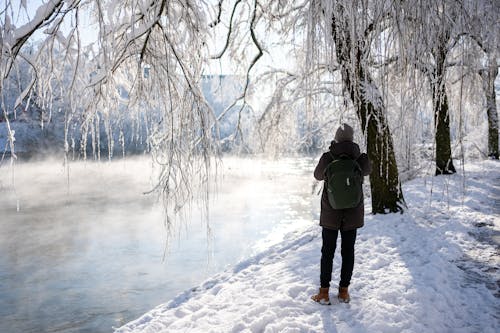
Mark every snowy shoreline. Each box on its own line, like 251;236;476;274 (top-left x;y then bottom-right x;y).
116;160;499;333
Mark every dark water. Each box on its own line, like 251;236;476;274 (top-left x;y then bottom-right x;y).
0;157;316;332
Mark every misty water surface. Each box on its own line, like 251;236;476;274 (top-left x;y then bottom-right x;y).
0;156;317;333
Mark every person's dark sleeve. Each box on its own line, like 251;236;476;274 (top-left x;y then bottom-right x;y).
357;153;372;176
314;153;329;180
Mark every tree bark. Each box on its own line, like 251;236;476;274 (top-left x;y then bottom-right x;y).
432;46;456;175
432;79;456;174
482;60;499;159
359;88;405;214
330;9;405;214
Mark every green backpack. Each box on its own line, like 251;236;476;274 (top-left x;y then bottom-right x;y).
324;153;363;209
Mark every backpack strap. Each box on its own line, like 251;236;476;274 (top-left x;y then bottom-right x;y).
324;152;335;179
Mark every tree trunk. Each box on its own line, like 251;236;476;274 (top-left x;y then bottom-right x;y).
483;60;499;159
360;92;405;213
433;80;456;174
330;10;405;214
432;47;456;175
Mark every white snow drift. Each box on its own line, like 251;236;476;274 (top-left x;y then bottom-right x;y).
116;160;499;333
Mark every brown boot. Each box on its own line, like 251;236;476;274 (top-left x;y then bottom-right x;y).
311;287;331;305
338;286;350;303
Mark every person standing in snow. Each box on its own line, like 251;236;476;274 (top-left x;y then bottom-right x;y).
311;123;371;305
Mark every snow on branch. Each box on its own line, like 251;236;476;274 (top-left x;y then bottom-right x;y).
360;79;384;111
7;0;65;60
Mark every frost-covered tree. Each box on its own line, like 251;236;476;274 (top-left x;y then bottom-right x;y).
1;0;218;226
220;0;406;213
463;0;499;159
2;0;498;221
2;0;408;218
258;1;406;213
395;0;499;165
323;1;406;213
396;0;464;175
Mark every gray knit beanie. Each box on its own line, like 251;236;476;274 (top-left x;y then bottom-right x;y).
334;123;354;142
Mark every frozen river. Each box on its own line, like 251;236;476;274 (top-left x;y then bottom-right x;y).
0;156;317;332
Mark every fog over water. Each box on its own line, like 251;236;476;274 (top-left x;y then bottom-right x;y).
0;156;316;332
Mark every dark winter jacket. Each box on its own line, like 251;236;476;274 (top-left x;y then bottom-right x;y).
314;141;372;231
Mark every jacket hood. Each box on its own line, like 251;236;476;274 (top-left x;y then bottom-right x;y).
329;141;361;159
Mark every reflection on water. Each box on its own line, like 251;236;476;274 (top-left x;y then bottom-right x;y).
0;156;316;332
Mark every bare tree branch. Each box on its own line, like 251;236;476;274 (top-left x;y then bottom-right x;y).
211;0;242;59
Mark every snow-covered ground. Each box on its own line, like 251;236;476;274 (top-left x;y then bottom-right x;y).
116;160;499;333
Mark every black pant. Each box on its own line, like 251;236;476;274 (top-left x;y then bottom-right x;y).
320;227;357;288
